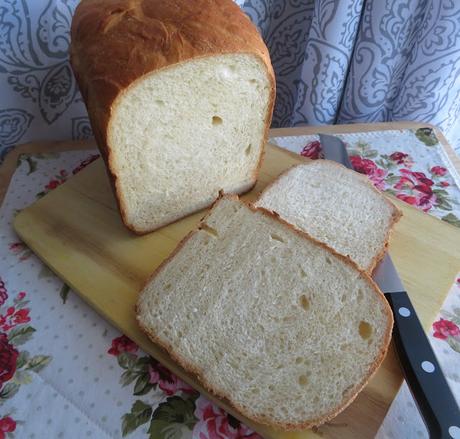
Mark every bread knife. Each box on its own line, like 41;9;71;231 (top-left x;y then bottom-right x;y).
319;133;460;439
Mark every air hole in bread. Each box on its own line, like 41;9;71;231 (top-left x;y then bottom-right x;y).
299;267;307;278
212;116;223;125
108;8;124;16
270;233;285;243
230;204;239;213
155;99;165;106
295;357;303;364
340;294;346;303
357;288;363;302
325;257;332;265
359;321;373;340
294;407;304;416
249;79;257;84
299;294;310;311
229;360;239;369
245;144;252;155
342;384;354;397
298;374;308;386
268;384;274;391
201;224;219;238
164;283;172;291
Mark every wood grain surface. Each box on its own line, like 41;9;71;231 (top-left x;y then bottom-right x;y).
12;134;460;439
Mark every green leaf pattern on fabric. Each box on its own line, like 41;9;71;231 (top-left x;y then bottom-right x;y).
415;128;439;146
122;400;153;437
7;326;36;345
148;397;197;439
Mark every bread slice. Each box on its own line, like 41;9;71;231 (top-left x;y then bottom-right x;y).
254;160;402;273
70;0;275;234
136;196;393;430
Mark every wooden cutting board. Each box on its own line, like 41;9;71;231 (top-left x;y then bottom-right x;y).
13;141;460;439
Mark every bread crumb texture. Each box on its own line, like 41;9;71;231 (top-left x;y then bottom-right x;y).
255;161;401;272
110;54;271;232
137;197;392;429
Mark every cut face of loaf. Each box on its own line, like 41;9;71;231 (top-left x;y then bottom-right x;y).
137;196;393;430
109;54;272;232
70;0;275;234
255;160;402;273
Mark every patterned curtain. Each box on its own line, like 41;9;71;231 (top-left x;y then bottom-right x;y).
1;0;459;160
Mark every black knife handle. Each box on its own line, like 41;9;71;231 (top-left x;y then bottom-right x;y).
385;291;460;438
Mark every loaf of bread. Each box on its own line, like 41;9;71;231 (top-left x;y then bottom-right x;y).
70;0;275;234
254;160;402;273
137;196;393;430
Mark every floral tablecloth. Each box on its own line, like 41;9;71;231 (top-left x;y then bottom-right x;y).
1;127;460;439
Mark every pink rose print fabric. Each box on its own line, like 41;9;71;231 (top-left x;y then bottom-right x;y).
301;140;323;160
433;318;460;340
0;277;51;438
0;416;16;439
349;155;387;190
192;396;261;439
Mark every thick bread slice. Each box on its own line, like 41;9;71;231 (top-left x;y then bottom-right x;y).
70;0;275;234
254;160;402;273
136;196;393;430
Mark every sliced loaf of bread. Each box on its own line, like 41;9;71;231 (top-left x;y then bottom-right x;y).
70;0;275;234
254;160;402;273
136;196;393;430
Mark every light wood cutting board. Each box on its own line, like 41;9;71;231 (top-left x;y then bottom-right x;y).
13;142;460;439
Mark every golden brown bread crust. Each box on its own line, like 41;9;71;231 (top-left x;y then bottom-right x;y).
254;159;403;274
70;0;275;234
136;194;394;431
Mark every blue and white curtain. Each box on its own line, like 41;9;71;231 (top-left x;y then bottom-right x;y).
1;0;460;159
